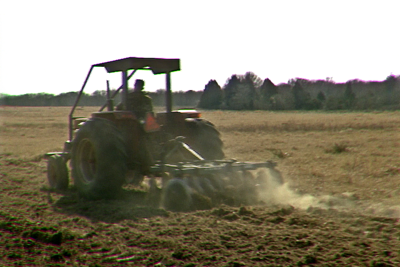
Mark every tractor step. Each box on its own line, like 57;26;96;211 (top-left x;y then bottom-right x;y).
44;152;70;159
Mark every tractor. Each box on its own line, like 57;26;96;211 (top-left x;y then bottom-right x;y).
45;57;282;211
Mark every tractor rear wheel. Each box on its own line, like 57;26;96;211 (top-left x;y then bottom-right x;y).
184;119;224;160
47;154;69;191
71;118;127;199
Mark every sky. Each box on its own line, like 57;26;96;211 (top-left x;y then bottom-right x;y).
0;0;399;95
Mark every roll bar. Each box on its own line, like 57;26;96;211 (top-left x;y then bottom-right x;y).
68;57;180;141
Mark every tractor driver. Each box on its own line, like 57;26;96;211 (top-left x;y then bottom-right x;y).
117;79;153;120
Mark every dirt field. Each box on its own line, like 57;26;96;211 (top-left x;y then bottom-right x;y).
1;106;400;266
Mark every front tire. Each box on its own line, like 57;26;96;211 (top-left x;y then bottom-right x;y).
47;155;69;191
71;118;127;199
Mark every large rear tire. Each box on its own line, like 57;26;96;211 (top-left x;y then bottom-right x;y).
184;119;224;160
71;118;127;199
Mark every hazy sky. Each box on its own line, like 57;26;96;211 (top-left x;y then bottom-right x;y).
1;0;399;95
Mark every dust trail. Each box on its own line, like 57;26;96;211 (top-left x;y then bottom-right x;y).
259;182;354;210
256;168;330;209
257;168;400;218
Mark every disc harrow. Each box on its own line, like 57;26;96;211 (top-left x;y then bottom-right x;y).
146;159;284;212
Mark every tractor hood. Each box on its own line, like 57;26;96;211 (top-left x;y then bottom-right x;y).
93;57;180;74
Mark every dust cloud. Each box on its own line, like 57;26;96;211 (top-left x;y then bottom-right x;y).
257;168;400;218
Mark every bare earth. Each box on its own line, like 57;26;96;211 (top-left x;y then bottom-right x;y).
1;107;400;266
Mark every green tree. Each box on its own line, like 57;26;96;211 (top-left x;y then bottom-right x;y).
291;81;311;109
243;72;262;109
223;75;241;109
256;78;278;109
317;91;326;102
222;72;261;110
198;80;223;109
384;74;398;106
343;81;356;109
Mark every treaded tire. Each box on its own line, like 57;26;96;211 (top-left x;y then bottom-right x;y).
47;154;69;191
184;119;224;160
71;118;127;199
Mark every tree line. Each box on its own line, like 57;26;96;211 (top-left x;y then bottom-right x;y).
1;73;399;110
198;73;400;110
0;90;202;108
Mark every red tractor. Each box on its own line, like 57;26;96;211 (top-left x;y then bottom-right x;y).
46;57;280;210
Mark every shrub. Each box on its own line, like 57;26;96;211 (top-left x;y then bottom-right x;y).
325;143;349;154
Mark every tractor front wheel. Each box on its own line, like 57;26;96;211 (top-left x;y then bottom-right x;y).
71;118;127;199
47;154;69;191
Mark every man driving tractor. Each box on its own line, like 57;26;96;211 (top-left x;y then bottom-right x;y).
117;79;153;119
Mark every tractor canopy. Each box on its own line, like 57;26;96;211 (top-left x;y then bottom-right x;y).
69;56;180;141
93;57;180;74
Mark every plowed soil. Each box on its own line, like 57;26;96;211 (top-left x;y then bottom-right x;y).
1;107;400;266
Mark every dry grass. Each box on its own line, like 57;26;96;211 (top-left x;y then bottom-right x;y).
1;107;400;266
200;110;400;205
1;107;399;205
0;106;97;159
